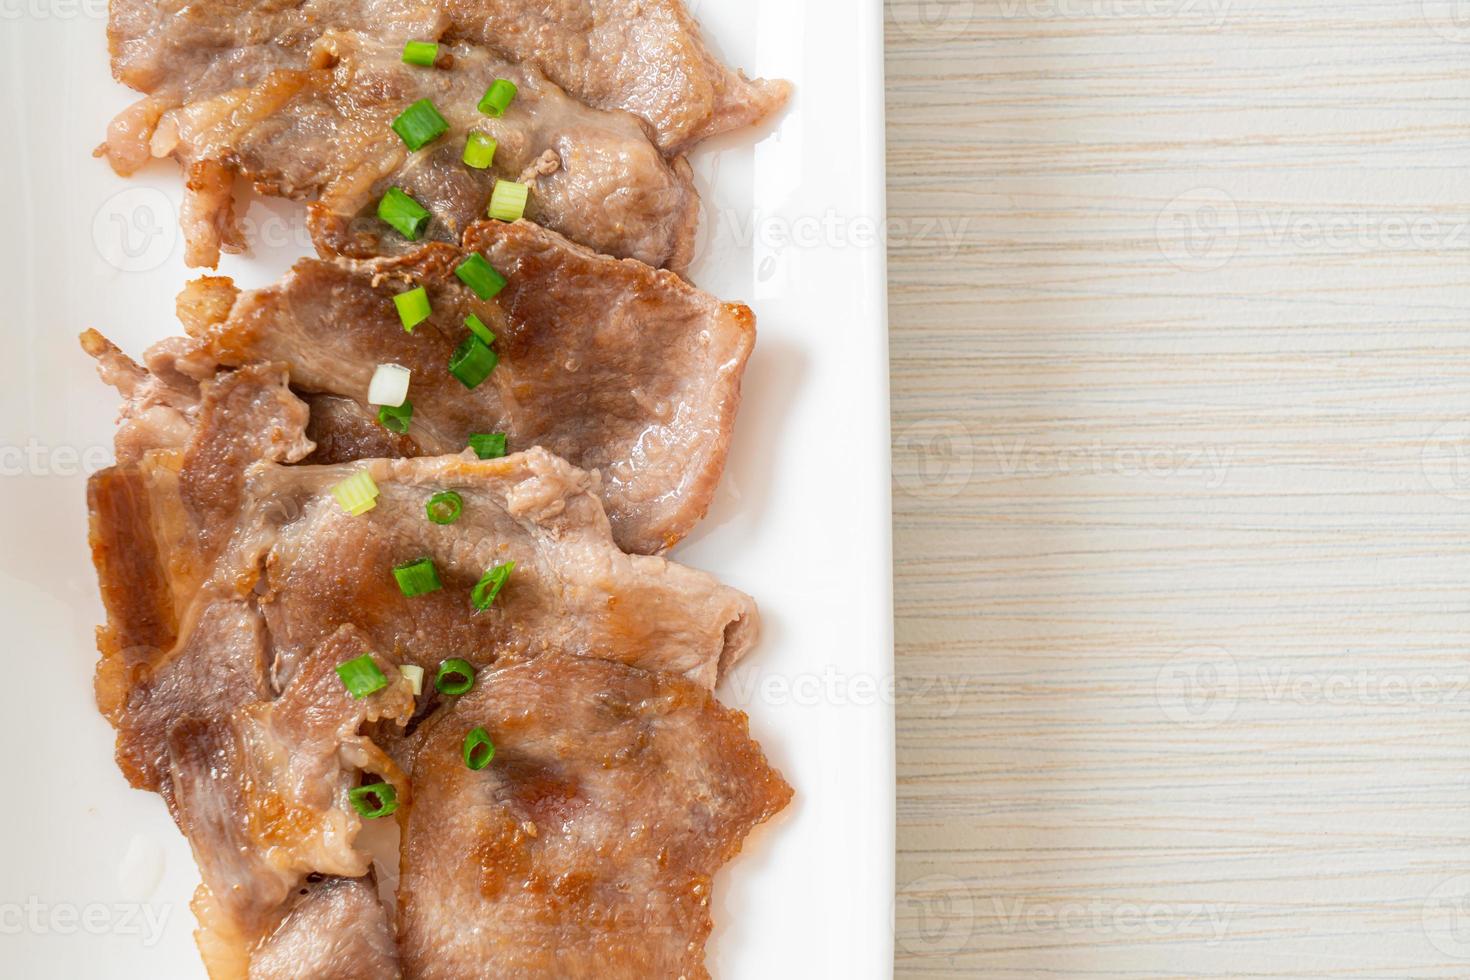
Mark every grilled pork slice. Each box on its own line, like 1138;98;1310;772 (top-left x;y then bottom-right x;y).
439;0;791;155
107;0;787;162
102;28;698;270
169;626;412;979
189;219;755;556
232;451;758;691
398;653;791;980
86;341;756;794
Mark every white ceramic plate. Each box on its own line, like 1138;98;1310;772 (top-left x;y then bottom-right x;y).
0;1;893;976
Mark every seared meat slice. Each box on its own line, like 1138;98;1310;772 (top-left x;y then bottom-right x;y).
102;25;698;270
86;332;753;805
169;626;413;978
107;0;786;160
190;219;755;556
231;451;758;689
83;336;315;797
397;653;792;979
443;0;792;155
249;876;401;980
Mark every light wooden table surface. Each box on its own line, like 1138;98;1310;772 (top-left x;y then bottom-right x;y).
884;1;1470;975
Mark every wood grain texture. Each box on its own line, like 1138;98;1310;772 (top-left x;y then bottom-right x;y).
885;0;1470;975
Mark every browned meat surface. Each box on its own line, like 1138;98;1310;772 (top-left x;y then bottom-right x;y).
85;331;781;976
86;336;755;800
82;336;315;798
249;876;401;980
233;451;757;689
107;0;786;158
443;0;792;154
302;394;418;465
86;7;791;966
191;220;754;556
102;16;699;269
398;653;792;980
170;626;413;978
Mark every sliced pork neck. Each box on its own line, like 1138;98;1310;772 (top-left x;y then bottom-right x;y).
398;653;792;979
106;0;788;162
231;451;760;690
102;24;698;269
85;339;756;799
187;219;755;556
438;0;792;154
85;337;774;977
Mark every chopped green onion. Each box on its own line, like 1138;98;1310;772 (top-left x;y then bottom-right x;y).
394;286;431;331
331;470;380;515
477;78;518;117
464;313;496;346
471;560;514;611
378;401;413;434
426;490;463;524
393;557;442;596
368;362;411;407
463;131;497;169
468;432;507;459
487;180;529;222
454;253;506;300
462;727;495;770
348;782;398;819
448;335;498;390
402;40;439;67
400;664;425;696
336;654;388;699
435;658;476;696
377;187;430;241
391;98;449;151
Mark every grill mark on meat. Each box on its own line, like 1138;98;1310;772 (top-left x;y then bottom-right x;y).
189;219;753;555
397;653;791;979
